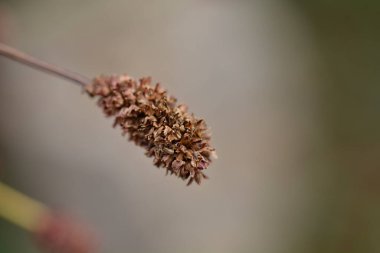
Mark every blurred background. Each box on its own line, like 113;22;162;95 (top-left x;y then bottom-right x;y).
0;0;379;252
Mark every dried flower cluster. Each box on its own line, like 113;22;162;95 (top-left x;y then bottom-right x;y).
85;75;216;185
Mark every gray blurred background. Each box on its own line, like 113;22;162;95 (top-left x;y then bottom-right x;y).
0;1;379;253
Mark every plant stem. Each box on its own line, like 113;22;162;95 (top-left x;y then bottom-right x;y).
0;182;47;231
0;43;90;86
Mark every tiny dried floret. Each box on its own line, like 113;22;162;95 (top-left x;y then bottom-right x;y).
85;75;216;185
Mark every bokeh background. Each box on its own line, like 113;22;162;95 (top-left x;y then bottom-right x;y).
0;0;379;252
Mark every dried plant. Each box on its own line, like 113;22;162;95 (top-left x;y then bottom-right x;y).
85;75;216;185
0;43;216;185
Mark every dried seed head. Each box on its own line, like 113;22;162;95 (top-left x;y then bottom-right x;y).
85;75;216;185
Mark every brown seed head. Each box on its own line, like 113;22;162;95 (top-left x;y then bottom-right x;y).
85;75;216;185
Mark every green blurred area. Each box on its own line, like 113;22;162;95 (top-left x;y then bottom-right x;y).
292;1;380;253
0;219;39;253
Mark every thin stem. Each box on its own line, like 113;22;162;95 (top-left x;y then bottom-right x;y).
0;43;90;86
0;182;47;231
